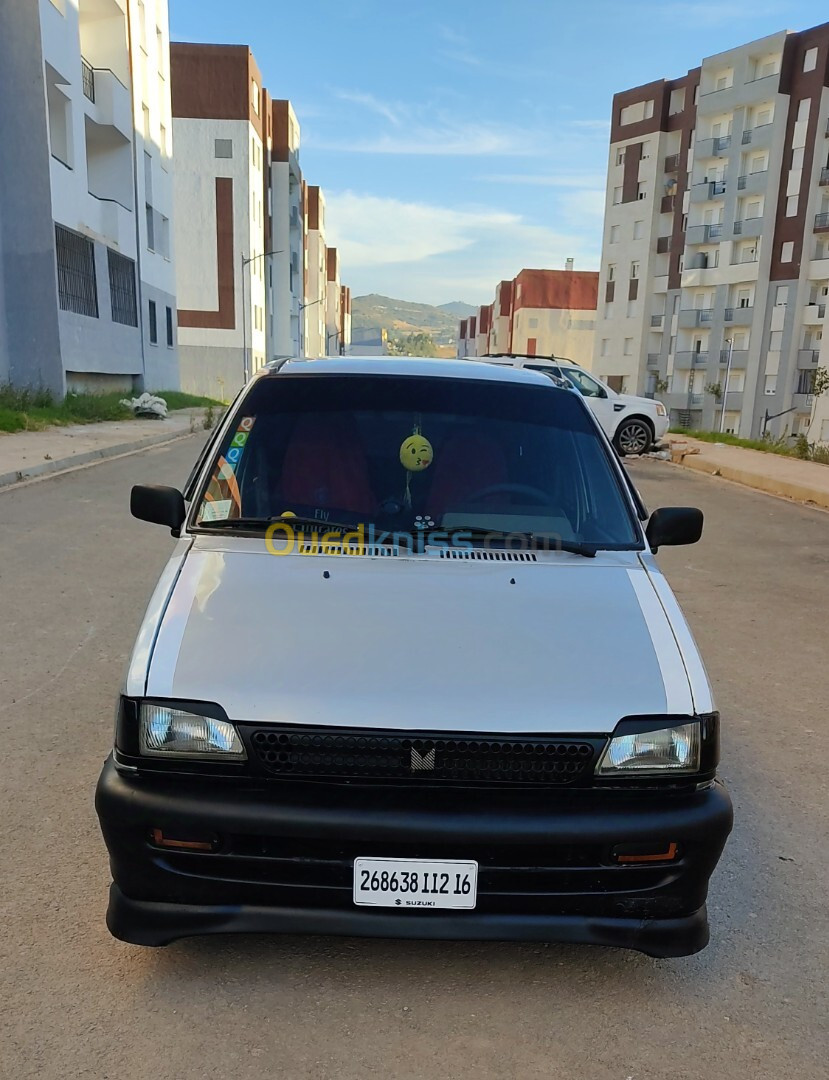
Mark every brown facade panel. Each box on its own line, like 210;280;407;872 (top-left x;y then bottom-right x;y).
307;186;321;231
668;67;700;290
628;278;639;301
178;177;236;330
622;142;643;203
271;99;291;162
514;268;599;311
171;43;252;122
770;24;829;280
609;78;669;143
327;246;339;281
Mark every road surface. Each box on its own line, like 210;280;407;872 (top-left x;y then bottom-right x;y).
1;440;827;1079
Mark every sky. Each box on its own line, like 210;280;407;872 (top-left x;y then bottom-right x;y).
170;0;826;306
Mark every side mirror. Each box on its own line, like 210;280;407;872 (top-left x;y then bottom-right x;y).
131;485;186;536
645;506;703;552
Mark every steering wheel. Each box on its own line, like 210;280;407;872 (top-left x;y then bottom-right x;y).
461;483;550;506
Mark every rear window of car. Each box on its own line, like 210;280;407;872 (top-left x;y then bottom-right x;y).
193;374;641;548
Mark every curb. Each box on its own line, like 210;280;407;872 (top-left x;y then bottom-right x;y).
668;450;829;510
0;426;198;492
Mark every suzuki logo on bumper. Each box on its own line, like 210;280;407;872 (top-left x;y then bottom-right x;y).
410;747;436;772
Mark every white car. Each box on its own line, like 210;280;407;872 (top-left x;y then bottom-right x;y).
476;355;669;456
96;356;731;957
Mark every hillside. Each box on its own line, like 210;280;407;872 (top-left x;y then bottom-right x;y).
351;293;471;347
437;301;477;318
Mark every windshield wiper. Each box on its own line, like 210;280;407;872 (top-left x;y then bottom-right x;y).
197;515;363;533
439;525;597;558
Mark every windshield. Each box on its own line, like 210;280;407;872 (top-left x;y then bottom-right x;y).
193;373;641;548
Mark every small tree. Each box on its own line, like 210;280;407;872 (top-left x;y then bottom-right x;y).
705;382;722;400
654;377;669;393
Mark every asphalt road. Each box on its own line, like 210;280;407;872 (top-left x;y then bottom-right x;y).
1;440;827;1080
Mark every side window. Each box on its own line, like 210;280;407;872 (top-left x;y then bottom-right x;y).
564;369;606;398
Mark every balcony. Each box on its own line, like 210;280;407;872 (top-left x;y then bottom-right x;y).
695;135;731;159
814;212;829;233
660;194;676;214
799;348;820;366
651;313;665;328
803;303;826;323
82;57;95;102
793;393;815;411
686;222;723;245
819;167;829;186
724;305;754;324
655;235;672;254
82;67;132;140
665;153;680;172
690;179;727;203
741;123;773;146
677;308;714;328
733;217;763;238
730;250;759;266
719;348;748;368
737;170;768;193
674;351;709;369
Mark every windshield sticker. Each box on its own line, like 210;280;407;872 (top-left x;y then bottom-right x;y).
197;417;256;522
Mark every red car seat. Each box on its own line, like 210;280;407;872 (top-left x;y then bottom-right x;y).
281;415;374;515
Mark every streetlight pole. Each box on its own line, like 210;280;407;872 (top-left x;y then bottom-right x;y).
241;249;284;383
719;337;734;433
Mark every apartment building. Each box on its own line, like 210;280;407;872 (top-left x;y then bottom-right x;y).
326;248;343;354
340;285;353;353
0;0;178;395
594;24;829;440
304;186;327;357
269;99;304;358
456;267;599;364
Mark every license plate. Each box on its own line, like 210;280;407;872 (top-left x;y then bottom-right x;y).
353;858;478;909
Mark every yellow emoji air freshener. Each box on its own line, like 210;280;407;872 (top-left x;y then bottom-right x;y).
400;434;433;472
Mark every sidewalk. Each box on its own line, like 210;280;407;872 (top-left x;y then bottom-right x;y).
665;433;829;510
0;408;209;490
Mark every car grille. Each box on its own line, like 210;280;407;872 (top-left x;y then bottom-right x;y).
245;726;603;785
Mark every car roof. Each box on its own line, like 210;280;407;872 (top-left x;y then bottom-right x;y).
261;355;562;387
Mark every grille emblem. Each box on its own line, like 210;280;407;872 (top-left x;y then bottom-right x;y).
410;747;436;772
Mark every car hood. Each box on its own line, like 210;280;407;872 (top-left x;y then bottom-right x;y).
144;540;697;733
617;392;659;411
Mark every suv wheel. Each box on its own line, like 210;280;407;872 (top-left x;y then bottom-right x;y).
614;417;653;456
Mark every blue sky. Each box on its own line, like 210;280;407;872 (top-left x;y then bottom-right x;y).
170;0;825;305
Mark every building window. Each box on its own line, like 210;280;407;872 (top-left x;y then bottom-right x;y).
528;317;539;329
804;47;818;73
781;241;794;262
600;338;609;356
797;98;811;122
166;305;174;346
633;220;644;240
613;186;622;205
637;183;647;200
630;261;640;279
616;149;625;166
148;300;157;344
214;138;233;158
786;195;798;217
251;79;260;114
55;224;98;318
610;224;620;244
607;263;616;281
623;337;633;355
107;250;137;326
145;204;155;251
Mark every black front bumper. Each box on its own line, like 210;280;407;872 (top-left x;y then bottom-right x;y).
95;756;733;957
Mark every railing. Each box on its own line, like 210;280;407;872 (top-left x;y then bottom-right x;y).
733;217;762;235
665;153;680;171
709;180;727;196
656;235;672;253
651;314;665;327
82;57;95;102
713;135;731;152
706;222;723;240
806;303;827;318
741;124;772;144
820;167;829;186
815;212;829;231
724;306;753;321
689;393;704;406
799;349;820;365
647;353;661;366
732;251;759;264
698;307;714;323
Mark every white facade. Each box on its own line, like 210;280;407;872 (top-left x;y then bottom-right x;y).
14;0;180;392
304;187;327;358
268;102;304;358
173;116;266;397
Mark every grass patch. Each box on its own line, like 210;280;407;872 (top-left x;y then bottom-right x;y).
0;386;224;435
669;427;794;456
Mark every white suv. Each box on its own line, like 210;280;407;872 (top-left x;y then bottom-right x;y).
476;355;669;456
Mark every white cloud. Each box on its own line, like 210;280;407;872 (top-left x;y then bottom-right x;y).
335;90;402;127
325;192;601;305
478;171;607;188
307;120;542;157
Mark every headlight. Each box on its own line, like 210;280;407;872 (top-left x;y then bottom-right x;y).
655;402;667;417
596;722;700;775
139;703;246;760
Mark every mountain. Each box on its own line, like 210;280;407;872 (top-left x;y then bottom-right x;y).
351;294;472;348
437;301;478;318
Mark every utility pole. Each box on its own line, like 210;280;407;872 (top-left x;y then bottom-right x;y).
719;337;734;433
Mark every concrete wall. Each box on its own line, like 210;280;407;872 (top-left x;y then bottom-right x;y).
178;343;244;400
0;1;64;393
